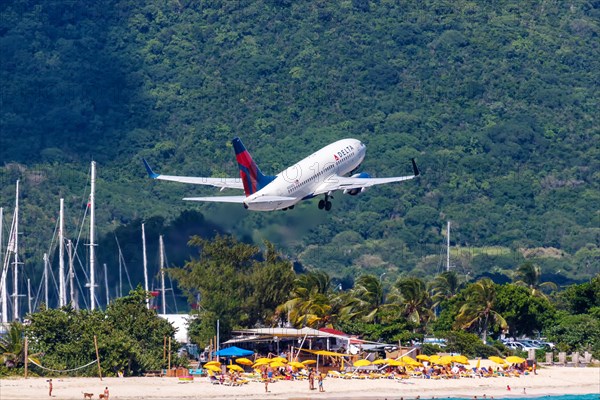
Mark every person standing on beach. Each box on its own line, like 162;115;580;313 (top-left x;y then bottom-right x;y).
47;379;53;397
308;368;315;390
318;372;325;392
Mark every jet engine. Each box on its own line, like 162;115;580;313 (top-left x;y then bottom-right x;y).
343;172;371;195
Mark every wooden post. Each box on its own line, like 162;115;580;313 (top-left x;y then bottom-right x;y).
94;335;102;380
163;336;167;364
24;336;28;379
167;336;172;371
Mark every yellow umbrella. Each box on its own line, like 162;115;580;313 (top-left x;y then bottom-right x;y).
416;354;430;361
488;356;506;364
204;364;221;372
204;361;221;367
435;356;454;365
401;356;421;366
302;360;317;365
271;357;288;363
236;358;253;366
270;361;286;368
388;359;405;367
255;357;271;364
429;355;441;363
452;355;470;364
252;361;269;369
227;364;244;372
475;358;481;369
373;359;391;365
289;361;306;369
353;359;372;367
505;356;526;364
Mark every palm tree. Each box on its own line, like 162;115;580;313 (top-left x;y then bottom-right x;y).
277;271;334;328
340;274;386;323
454;278;507;343
513;262;557;298
0;322;24;368
430;271;462;308
389;277;433;330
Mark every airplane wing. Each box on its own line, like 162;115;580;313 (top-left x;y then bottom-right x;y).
313;158;420;196
143;159;243;190
183;196;246;203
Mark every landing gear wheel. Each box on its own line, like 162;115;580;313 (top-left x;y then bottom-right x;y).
318;200;325;209
325;201;332;211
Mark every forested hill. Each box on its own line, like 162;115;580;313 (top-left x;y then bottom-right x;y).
0;1;598;290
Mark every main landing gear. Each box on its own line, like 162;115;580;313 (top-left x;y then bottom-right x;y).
318;194;333;211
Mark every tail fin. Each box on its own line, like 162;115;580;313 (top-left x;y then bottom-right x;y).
232;138;274;196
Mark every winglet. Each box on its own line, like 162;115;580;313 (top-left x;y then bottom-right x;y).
411;158;420;177
142;158;160;179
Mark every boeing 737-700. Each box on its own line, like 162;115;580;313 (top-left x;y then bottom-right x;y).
143;138;419;211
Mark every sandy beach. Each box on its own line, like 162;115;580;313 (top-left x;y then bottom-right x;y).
1;366;598;400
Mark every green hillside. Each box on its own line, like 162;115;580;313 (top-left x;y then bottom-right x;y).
0;0;598;296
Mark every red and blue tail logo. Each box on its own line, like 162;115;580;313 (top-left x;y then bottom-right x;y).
232;138;274;196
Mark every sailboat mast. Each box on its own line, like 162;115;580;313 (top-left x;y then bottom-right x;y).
44;253;49;306
0;206;5;323
142;223;149;309
59;198;66;307
13;180;20;321
89;162;96;311
68;240;77;310
103;263;109;307
1;209;14;323
160;235;166;315
446;221;451;272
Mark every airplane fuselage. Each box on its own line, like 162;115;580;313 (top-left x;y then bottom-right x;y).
244;139;366;210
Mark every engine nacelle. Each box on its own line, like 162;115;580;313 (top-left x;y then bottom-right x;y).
343;172;371;195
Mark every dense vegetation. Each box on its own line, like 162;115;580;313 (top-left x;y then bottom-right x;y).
0;0;598;310
1;288;178;376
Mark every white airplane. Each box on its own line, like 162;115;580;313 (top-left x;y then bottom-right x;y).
143;138;419;211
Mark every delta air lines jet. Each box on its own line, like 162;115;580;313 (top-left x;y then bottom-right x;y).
143;138;419;211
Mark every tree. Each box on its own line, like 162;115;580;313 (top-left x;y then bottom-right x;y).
341;274;386;323
277;270;334;328
454;278;507;343
0;322;25;368
389;277;433;331
24;289;176;376
513;262;557;298
495;284;556;337
430;271;463;308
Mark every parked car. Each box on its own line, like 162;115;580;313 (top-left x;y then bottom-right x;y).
505;341;539;351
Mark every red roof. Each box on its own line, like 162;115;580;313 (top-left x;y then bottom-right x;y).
319;328;349;337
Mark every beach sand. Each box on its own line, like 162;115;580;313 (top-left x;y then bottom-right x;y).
1;366;598;399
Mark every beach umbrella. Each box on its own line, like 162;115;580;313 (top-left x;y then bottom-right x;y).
401;356;421;366
373;359;391;365
236;358;253;366
252;361;270;368
255;357;271;364
505;356;526;364
488;356;506;364
353;359;372;367
302;360;317;365
270;361;287;368
289;361;306;369
475;358;481;369
271;357;288;363
452;355;470;364
436;356;454;365
416;354;430;361
227;365;244;372
388;359;405;367
428;355;441;363
204;364;221;372
204;361;221;367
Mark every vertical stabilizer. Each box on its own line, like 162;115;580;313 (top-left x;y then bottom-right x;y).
232;138;274;196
